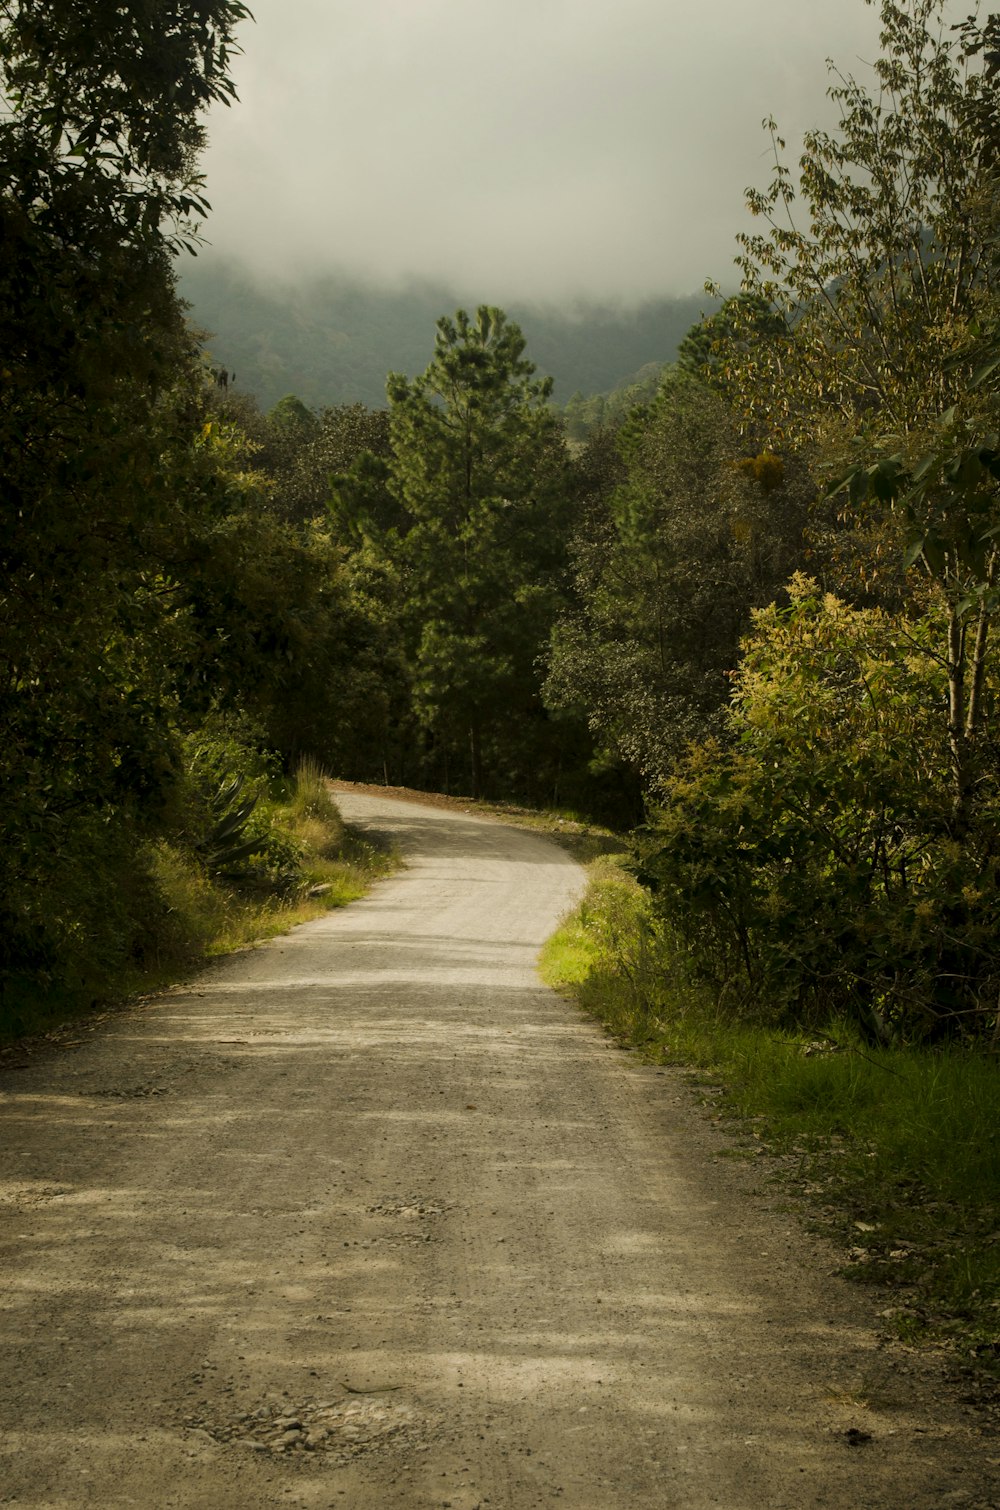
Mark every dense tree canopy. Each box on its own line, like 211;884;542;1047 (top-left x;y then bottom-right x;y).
334;307;575;798
545;374;808;786
0;2;302;1023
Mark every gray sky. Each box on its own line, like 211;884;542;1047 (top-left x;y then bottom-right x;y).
199;0;886;304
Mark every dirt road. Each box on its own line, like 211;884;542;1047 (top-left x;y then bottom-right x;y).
0;792;993;1508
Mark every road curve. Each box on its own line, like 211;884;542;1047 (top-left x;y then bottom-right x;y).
0;792;989;1508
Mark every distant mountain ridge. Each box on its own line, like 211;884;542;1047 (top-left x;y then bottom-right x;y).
179;256;717;411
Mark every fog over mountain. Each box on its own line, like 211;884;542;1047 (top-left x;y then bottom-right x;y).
180;256;715;410
195;0;886;307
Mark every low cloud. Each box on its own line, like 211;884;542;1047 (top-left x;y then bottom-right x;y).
198;0;884;304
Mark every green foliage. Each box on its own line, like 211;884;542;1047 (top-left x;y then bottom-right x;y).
639;577;1000;1041
545;372;809;786
282;403;392;524
336;306;573;798
0;1;251;1028
181;258;710;411
561;361;668;442
1;753;391;1041
0;0;250;252
729;0;1000;451
0;3;400;1031
268;394;319;434
197;775;260;874
586;1;1000;1055
676;293;785;387
734;0;1000;876
541;858;659;1041
829;407;1000;833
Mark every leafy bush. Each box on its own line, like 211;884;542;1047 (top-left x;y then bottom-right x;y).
638;577;1000;1042
235;808;305;890
1;813;164;1037
0;733;383;1042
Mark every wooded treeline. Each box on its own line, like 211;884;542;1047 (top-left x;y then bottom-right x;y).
4;0;1000;1049
180;258;711;414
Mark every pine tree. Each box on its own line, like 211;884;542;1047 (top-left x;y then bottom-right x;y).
381;307;568;796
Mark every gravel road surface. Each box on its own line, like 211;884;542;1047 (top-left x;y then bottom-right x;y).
0;791;994;1508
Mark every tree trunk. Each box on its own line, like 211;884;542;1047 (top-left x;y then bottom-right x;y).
947;601;969;834
948;555;996;837
469;720;483;801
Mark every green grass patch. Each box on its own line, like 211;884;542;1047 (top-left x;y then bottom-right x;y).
542;861;1000;1379
136;761;395;978
452;796;628;866
2;762;397;1045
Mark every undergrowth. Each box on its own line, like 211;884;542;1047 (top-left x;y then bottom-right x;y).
540;858;1000;1379
132;757;396;986
2;758;395;1043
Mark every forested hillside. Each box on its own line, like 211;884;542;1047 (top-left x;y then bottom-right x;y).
180;256;712;410
5;0;1000;1076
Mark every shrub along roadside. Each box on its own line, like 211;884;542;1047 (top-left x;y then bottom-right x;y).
540;858;1000;1382
636;579;1000;1046
138;760;395;977
0;761;396;1045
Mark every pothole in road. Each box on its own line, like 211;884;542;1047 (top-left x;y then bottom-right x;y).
0;1181;74;1209
79;1053;245;1100
366;1195;454;1221
188;1392;437;1461
85;1083;171;1099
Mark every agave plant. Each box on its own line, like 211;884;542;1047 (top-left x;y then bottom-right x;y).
197;773;261;875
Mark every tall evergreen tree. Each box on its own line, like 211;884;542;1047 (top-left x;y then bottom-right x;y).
351;307;569;797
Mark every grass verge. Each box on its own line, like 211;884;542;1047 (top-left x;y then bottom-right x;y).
540;856;1000;1388
1;764;397;1047
132;763;397;987
475;802;627;865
